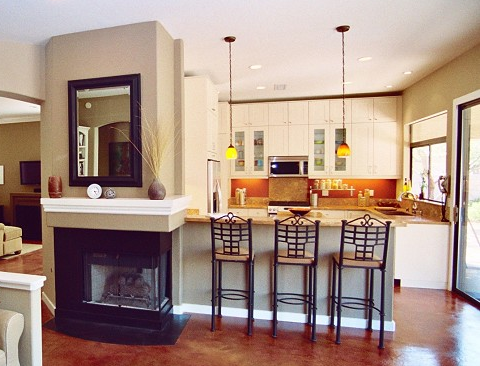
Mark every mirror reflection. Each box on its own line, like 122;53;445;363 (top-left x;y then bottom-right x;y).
68;74;142;187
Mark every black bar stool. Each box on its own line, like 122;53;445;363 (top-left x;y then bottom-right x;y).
210;212;254;335
330;214;391;349
273;214;320;341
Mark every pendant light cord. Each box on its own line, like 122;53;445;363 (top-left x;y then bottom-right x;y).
229;40;233;146
341;29;346;141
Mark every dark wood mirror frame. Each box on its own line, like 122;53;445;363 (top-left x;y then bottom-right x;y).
68;74;142;187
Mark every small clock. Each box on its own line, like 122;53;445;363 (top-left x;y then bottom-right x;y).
87;183;102;199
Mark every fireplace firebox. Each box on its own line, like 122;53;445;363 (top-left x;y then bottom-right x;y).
54;228;172;330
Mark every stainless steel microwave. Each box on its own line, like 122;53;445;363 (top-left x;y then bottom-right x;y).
268;156;308;177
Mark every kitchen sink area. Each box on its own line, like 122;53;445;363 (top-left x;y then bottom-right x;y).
374;208;415;217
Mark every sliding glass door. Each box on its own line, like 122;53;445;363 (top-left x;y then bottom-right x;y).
454;98;480;304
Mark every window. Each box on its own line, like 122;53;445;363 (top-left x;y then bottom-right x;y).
409;113;447;202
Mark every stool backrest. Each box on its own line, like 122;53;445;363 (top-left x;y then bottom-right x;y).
340;214;391;269
274;215;320;265
210;212;253;260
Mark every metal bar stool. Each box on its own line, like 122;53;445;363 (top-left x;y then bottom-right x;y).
273;214;320;341
330;214;391;349
210;212;254;335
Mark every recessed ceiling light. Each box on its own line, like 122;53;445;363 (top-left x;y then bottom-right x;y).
249;64;262;70
385;85;393;88
256;86;266;90
358;56;372;62
403;71;412;75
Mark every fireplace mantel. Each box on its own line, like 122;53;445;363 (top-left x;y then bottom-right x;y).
42;195;191;232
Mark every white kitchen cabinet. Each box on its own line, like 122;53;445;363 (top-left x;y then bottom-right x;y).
231;127;268;177
308;99;351;125
308;123;351;177
268;124;309;156
351;97;397;123
248;103;269;126
268;101;308;156
395;224;450;289
268;101;308;125
232;104;249;127
218;102;230;134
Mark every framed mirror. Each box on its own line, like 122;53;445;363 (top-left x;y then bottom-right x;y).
68;74;142;187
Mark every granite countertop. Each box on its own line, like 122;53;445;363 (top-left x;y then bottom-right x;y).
185;206;446;226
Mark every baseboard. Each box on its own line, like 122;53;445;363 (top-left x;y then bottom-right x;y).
42;292;56;316
174;303;395;332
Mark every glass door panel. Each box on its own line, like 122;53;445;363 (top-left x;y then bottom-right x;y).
234;130;246;172
313;128;326;172
455;101;480;304
252;130;265;173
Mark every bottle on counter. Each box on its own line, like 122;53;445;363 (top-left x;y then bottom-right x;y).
320;179;326;190
403;178;408;192
310;192;318;207
364;189;370;206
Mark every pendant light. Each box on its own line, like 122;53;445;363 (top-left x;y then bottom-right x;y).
225;36;238;160
336;25;351;157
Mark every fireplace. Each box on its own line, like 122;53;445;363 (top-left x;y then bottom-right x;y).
54;227;172;330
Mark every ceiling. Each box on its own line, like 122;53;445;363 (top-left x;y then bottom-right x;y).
1;0;480;121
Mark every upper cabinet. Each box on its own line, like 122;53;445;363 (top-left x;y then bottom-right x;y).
232;103;269;127
351;97;397;123
268;101;309;156
309;99;351;125
231;126;268;177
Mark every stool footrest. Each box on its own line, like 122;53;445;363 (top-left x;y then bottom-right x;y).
277;292;312;306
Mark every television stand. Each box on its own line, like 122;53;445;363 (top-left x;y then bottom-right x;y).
10;192;42;242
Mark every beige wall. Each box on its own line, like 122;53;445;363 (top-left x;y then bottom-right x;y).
41;21;180;304
403;42;480;124
0;41;45;103
0;122;40;223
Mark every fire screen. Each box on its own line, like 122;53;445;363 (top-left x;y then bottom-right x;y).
83;251;169;311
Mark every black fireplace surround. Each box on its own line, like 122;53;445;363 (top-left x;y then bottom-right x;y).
54;227;173;331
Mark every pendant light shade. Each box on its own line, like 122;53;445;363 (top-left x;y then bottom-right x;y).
336;25;351;157
224;36;238;160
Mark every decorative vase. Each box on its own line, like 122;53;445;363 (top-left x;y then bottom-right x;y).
48;176;63;198
148;178;166;200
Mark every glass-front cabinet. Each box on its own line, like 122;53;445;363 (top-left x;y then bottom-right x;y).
231;127;267;177
309;124;351;177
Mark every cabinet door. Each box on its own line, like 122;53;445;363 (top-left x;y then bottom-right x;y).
288;125;309;155
373;122;399;176
331;124;351;175
268;125;289;156
268;102;288;125
206;109;218;157
329;99;351;124
248;104;269;126
308;100;330;124
218;102;230;134
288;101;308;125
232;104;249;127
373;97;397;122
309;125;328;176
231;129;247;175
250;128;267;176
351;123;374;176
351;98;373;123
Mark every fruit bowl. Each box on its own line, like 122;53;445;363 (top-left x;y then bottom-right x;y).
288;207;311;216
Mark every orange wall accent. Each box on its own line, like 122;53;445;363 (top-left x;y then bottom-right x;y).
231;179;269;197
231;178;398;199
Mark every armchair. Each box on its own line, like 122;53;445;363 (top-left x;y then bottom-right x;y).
0;309;24;366
0;224;22;257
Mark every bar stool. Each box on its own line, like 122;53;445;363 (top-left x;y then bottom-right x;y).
330;214;391;349
273;214;320;341
210;212;254;335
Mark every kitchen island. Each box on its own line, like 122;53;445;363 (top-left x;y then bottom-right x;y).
178;209;411;332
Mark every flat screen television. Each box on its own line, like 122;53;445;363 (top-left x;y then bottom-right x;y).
20;160;41;185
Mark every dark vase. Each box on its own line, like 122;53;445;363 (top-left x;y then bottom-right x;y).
48;176;63;198
148;178;166;200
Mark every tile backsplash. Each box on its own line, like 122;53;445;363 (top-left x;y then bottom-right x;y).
269;178;309;201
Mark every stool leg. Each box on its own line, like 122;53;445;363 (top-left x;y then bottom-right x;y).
330;258;337;327
218;261;223;318
335;265;343;345
311;265;317;342
307;266;313;325
379;269;386;349
247;259;254;336
211;259;216;332
367;268;374;331
272;262;278;338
